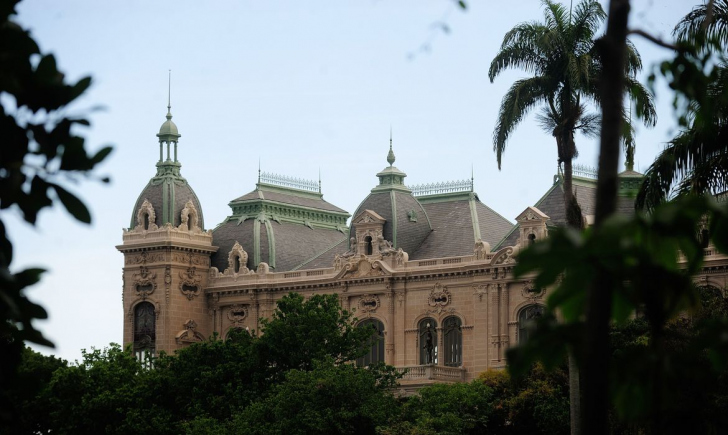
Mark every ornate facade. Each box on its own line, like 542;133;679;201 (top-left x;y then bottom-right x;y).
118;104;728;390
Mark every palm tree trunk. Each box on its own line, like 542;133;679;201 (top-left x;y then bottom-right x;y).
563;157;583;435
585;1;631;434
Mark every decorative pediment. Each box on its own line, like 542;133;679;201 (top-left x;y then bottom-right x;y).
491;246;516;265
335;254;390;279
352;209;386;225
176;319;205;344
516;206;549;223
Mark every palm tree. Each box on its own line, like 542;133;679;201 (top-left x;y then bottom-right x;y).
489;0;656;227
489;2;655;433
636;0;728;210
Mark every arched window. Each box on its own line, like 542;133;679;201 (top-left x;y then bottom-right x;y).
134;302;156;362
700;229;710;248
443;316;462;367
356;319;385;366
528;233;536;245
226;327;250;342
234;255;241;273
143;213;150;230
364;236;373;255
518;305;544;345
418;318;438;365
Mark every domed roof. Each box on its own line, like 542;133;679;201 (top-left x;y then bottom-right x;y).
159;117;179;136
349;139;432;255
130;176;205;229
210;181;350;272
350;190;432;256
156;106;181;142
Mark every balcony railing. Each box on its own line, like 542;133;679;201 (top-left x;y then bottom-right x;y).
396;364;466;382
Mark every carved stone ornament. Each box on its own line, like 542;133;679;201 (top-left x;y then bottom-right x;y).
178;199;201;232
179;267;202;300
340;255;384;278
474;239;491;260
224;241;250;275
358;294;380;314
493;247;515;265
428;282;451;314
473;284;488;302
135;199;158;231
132;266;157;299
521;280;545;300
227;304;248;323
176;319;205;344
359;215;374;223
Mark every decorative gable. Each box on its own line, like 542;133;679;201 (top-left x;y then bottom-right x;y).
351;209;388;256
515;206;549;246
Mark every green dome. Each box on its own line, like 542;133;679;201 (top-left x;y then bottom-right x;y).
157;108;181;141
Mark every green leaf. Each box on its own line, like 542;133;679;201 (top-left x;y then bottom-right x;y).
51;184;91;223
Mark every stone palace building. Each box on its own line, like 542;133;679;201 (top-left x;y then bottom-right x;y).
118;104;728;389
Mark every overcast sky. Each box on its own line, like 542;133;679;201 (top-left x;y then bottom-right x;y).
8;0;694;362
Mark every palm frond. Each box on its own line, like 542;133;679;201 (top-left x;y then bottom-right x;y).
674;0;728;47
626;77;657;127
493;77;554;168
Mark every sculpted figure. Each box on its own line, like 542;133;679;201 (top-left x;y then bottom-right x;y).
377;235;395;256
341;237;357;258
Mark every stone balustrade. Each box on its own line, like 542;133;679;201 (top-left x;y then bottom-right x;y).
396;365;466;382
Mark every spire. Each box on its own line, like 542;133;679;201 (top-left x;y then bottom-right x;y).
166;69;172;121
156;70;181;174
387;128;396;166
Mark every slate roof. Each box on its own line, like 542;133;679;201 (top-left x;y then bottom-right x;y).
131;176;205;229
412;193;513;260
232;185;346;213
495;176;638;249
349;191;433;257
211;219;347;273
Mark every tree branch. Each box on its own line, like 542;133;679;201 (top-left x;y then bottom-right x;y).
627;29;678;50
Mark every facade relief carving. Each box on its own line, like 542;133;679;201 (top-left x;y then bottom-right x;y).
132;266;157;299
226;304;248;323
473;284;488;302
126;251;166;265
357;294;381;315
521;280;544;300
339;255;385;279
179;266;202;300
176;319;205;344
427;282;451;314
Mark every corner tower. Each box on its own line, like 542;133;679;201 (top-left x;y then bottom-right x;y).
117;90;217;358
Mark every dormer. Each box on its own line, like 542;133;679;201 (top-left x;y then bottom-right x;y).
515;206;549;246
351;209;387;256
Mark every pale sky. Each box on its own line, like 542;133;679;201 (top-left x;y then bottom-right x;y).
7;0;693;362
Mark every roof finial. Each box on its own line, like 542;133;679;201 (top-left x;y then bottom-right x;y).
318;167;322;193
471;164;474;192
166;70;172;120
258;158;261;184
387;127;395;166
